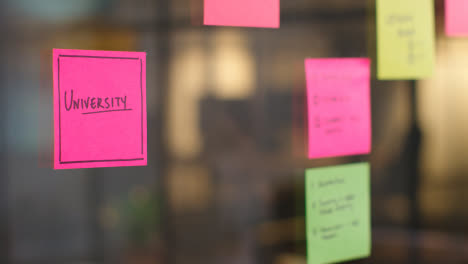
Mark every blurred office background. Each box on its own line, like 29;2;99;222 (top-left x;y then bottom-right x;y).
1;0;468;263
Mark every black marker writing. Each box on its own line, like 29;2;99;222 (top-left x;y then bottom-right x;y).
64;89;130;114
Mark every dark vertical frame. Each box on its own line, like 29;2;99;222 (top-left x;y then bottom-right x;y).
0;1;10;263
408;80;421;263
154;0;172;263
86;171;104;262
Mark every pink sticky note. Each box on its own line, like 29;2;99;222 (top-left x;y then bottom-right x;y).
53;49;147;169
305;58;371;159
204;0;280;28
446;0;468;36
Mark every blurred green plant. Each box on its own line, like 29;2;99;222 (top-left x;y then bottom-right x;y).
121;186;161;247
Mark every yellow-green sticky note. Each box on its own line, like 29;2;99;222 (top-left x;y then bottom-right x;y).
376;0;435;80
306;163;371;264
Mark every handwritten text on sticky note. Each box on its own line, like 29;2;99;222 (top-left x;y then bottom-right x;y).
305;58;371;159
376;0;435;79
53;49;147;169
306;163;371;264
204;0;280;28
446;0;468;36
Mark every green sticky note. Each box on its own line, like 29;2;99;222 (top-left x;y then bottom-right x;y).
305;163;371;264
376;0;435;80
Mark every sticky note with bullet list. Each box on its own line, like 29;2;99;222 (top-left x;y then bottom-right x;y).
204;0;280;28
305;58;371;160
376;0;435;80
306;163;371;264
53;49;147;169
446;0;468;36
